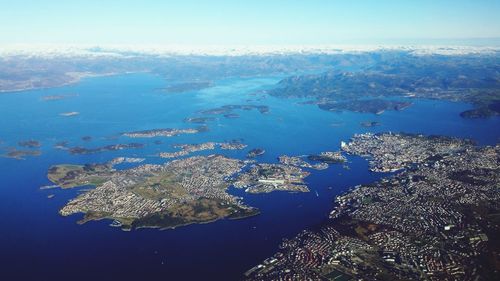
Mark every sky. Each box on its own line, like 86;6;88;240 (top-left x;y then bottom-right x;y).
1;0;500;46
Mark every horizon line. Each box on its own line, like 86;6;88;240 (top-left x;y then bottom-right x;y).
1;42;500;57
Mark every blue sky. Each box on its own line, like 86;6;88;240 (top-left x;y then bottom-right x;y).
1;0;499;45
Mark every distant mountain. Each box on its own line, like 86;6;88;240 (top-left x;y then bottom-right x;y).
269;52;500;118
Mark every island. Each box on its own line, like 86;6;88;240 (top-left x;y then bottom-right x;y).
184;117;216;124
277;151;345;170
159;142;217;158
307;151;347;164
159;141;248;159
122;126;207;138
55;143;145;155
233;163;310;193
223;113;240;119
219;140;248;150
47;155;259;230
108;157;145;165
54;141;69;149
360;121;381;127
246;133;499;280
18;140;41;148
278;155;328;170
246;148;265;158
2;148;41;160
200;104;269;115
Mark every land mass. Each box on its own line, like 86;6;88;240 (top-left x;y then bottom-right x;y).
246;133;500;280
247;148;265;158
269;52;500;118
307;151;347;164
159;141;247;159
47;155;259;230
318;99;412;115
18;140;41;148
56;143;145;155
184;117;216;124
46;148;319;229
0;51;342;93
200;104;269;115
2;148;41;160
122;126;207;138
233;163;310;194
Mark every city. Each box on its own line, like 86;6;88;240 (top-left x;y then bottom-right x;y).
246;133;499;280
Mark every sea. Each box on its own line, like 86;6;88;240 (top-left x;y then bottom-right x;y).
0;73;498;280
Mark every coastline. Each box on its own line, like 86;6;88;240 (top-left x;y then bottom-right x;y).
0;71;145;94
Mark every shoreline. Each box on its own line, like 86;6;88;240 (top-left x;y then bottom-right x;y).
0;71;145;94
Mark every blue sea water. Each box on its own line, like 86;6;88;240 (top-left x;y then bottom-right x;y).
0;73;498;280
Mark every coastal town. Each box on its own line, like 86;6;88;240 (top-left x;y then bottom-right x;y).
46;144;329;229
246;133;500;280
46;128;349;230
341;132;473;172
48;155;259;230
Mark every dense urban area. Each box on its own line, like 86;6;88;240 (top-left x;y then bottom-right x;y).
246;133;500;280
